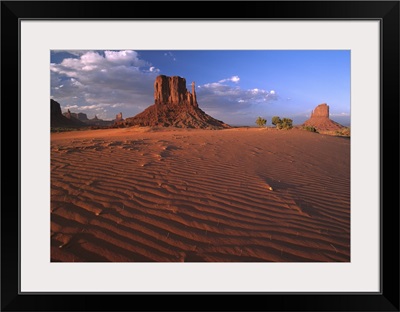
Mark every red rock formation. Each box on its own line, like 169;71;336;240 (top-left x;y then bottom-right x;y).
311;103;329;118
303;103;344;131
115;112;123;122
123;75;230;129
63;109;73;119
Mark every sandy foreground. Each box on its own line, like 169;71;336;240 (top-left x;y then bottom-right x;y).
51;127;350;262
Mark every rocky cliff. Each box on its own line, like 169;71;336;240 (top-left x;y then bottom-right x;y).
123;75;230;129
303;103;344;131
63;110;88;121
51;99;85;128
311;103;329;118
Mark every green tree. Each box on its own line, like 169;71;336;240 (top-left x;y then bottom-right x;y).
271;116;282;127
272;116;293;129
281;118;293;129
255;116;267;127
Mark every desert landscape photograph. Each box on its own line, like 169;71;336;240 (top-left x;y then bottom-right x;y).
50;50;350;262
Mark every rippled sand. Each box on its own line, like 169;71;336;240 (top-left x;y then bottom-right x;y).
51;127;350;262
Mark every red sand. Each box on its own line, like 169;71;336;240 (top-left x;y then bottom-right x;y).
51;127;350;262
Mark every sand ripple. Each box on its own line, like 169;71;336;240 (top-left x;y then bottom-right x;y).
51;128;350;262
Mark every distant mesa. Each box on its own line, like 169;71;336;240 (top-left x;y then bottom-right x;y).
51;99;115;128
121;75;230;129
115;112;124;122
303;103;345;131
63;110;88;122
51;99;86;128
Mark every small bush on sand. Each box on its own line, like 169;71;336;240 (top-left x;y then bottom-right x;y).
302;125;318;133
271;116;282;127
280;118;293;129
335;127;351;137
272;116;293;130
255;116;267;127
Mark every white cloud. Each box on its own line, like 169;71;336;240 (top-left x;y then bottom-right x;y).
80;105;102;110
111;104;124;108
104;50;147;66
51;50;159;119
231;76;240;83
62;105;78;110
149;66;160;73
196;78;278;120
218;75;240;83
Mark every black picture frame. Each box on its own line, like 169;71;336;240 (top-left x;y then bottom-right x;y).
2;1;399;311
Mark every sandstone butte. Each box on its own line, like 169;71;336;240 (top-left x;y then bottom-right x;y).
120;75;231;129
302;103;345;131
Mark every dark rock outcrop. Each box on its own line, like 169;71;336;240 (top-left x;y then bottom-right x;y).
51;99;62;119
51;99;85;128
76;113;88;121
303;103;344;131
123;75;230;129
56;103;114;127
85;115;113;127
63;110;88;122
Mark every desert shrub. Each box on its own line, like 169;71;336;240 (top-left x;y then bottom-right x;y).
270;116;293;129
51;127;76;133
279;118;293;129
255;116;267;127
303;125;318;133
271;116;282;127
271;116;292;129
335;127;351;137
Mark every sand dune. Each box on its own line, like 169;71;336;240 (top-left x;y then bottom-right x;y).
51;127;350;262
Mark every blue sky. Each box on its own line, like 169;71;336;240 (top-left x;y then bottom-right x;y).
51;50;350;126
